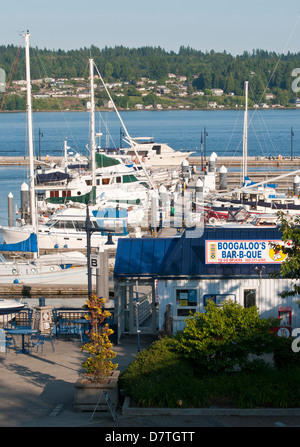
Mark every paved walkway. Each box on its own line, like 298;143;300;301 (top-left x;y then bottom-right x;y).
0;333;300;429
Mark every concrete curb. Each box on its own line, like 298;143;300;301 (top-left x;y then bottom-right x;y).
122;396;300;417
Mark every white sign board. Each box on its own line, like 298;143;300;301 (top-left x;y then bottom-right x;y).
205;240;287;264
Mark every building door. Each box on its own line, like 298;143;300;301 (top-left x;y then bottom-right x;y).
244;289;256;308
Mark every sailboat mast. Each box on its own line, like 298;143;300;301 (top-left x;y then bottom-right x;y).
89;58;96;190
24;31;36;231
242;80;249;181
93;63;156;190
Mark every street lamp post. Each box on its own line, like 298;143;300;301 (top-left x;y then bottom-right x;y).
291;127;294;161
204;127;208;162
200;131;203;171
38;128;43;160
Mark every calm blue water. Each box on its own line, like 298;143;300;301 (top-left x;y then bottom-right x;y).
0;109;300;227
1;109;300;158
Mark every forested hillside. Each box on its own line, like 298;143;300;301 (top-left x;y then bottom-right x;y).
1;44;300;110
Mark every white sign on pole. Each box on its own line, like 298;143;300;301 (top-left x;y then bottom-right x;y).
90;254;99;269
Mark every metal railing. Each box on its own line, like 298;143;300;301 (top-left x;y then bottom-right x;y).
0;308;33;329
51;307;117;342
51;308;115;325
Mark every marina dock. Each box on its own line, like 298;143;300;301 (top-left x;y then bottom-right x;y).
1;154;300;169
2;154;300;193
0;152;299;305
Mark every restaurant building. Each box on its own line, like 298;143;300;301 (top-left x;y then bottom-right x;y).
113;226;299;339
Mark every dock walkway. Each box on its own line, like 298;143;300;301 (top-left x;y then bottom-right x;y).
1;155;300;169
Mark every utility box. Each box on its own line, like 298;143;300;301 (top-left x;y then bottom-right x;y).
276;306;292;338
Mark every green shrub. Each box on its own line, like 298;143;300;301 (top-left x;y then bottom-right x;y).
119;302;300;408
175;300;278;373
119;337;211;407
119;335;300;408
273;336;300;369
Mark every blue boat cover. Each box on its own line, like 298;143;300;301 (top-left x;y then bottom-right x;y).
0;233;38;253
114;227;283;278
36;172;70;184
243;176;277;189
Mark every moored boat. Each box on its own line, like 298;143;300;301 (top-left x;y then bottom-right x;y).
0;299;25;314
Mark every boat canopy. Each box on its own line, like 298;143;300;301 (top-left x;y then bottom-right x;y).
46;187;96;205
94;153;121;168
0;233;38;253
36;171;70;184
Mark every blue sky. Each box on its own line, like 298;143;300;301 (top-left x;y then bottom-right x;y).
1;0;300;54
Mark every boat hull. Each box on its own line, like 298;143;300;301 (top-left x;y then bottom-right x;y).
0;226;120;249
0;300;25;314
0;265;88;286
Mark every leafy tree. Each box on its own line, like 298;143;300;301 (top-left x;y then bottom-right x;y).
147;55;169;80
81;295;118;381
104;62;114;80
2;43;300;110
270;212;300;299
249;75;266;103
142;92;157;106
193;71;212;91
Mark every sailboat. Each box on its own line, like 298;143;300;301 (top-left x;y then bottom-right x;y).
0;205;130;249
0;56;146;249
0;238;87;284
0;32;88;284
35;150;150;207
33;59;152;209
35;138;89;185
203;80;300;224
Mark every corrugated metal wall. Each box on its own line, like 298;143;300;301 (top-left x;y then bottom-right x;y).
158;278;300;333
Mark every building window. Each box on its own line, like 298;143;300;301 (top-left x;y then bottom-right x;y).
203;294;236;306
176;289;197;316
244;289;256;308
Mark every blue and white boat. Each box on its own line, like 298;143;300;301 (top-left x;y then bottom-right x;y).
0;233;88;285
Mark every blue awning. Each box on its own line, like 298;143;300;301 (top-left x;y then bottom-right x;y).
0;233;38;253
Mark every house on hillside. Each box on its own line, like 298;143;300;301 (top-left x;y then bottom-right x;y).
211;88;224;96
